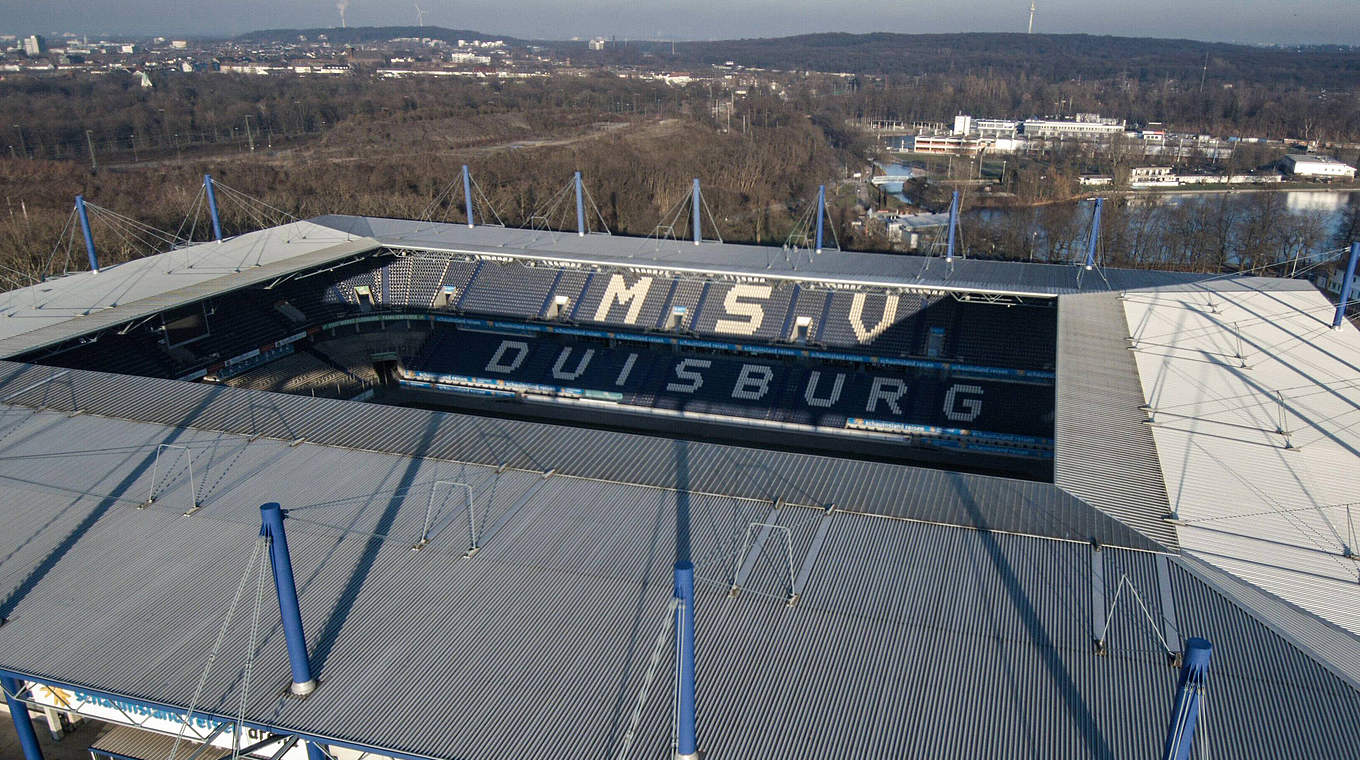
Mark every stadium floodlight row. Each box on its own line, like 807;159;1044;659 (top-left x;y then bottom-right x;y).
0;215;1356;760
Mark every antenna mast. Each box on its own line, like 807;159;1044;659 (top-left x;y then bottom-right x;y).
1028;2;1036;33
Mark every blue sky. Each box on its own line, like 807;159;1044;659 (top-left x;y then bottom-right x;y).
3;0;1357;45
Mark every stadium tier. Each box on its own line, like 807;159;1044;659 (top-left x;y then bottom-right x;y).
398;327;1053;456
13;246;1060;475
312;256;1062;370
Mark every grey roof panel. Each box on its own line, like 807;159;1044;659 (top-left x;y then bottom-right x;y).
89;726;207;759
310;215;1311;298
1172;552;1360;690
1054;292;1177;548
0;409;1353;760
0;360;1163;551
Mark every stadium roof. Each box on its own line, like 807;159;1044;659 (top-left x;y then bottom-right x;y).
0;361;1160;552
310;214;1292;298
0;220;379;359
0;214;1312;363
0;216;1357;757
0;371;1357;760
1123;283;1360;637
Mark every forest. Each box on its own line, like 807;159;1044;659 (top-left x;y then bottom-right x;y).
0;30;1357;284
0;72;861;280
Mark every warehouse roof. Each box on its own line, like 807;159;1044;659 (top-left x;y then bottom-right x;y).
0;400;1357;760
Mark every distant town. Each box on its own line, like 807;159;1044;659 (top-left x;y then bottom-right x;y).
872;113;1355;186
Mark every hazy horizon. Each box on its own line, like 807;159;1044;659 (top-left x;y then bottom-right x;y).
2;0;1357;47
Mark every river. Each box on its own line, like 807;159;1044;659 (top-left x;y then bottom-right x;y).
877;162;1357;261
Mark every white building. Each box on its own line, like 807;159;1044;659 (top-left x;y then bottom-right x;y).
1129;166;1175;181
1022;113;1125;139
22;34;46;57
588;37;607;51
910;134;985;155
449;51;492;65
1281;154;1357;179
952;115;1021;138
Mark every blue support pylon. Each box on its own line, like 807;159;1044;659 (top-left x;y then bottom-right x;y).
574;171;586;237
260;502;317;697
814;184;826;253
1085;197;1103;271
691;178;702;245
945;190;959;263
1;675;45;760
673;562;698;760
204;174;224;242
462;165;474;229
1161;638;1212;760
75;195;98;273
1333;242;1359;329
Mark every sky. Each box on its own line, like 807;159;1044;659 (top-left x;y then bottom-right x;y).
2;0;1357;46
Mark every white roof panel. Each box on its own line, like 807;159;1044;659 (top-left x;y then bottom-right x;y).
1125;286;1360;635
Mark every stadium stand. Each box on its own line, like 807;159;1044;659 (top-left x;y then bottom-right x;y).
32;330;178;378
459;260;562;318
656;277;708;330
383;255;414;308
437;258;483;307
225;349;370;399
408;255;449;309
784;286;829;343
690;280;798;340
400;327;1052;443
819;289;924;357
573;271;676;329
240;252;1059;372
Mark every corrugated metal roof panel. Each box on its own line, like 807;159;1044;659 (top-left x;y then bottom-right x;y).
1054;292;1177;548
0;361;1162;551
312;215;1311;298
0;410;1352;759
89;725;207;760
0;222;380;359
1123;286;1360;637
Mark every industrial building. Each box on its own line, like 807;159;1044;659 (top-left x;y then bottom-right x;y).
0;180;1359;759
1021;114;1126;139
1281;154;1358;179
951;115;1020;138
